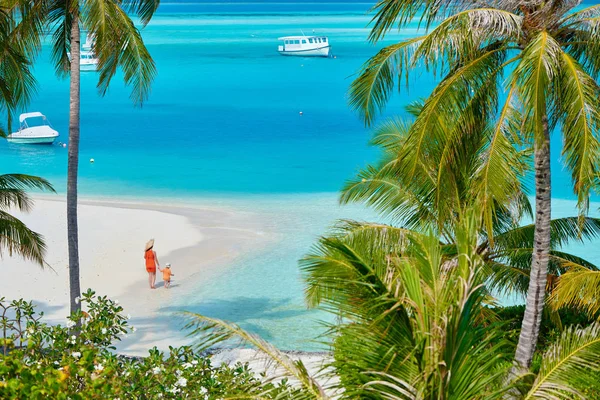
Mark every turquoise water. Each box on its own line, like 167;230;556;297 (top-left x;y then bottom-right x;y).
1;1;599;350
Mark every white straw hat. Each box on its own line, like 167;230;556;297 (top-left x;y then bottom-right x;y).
145;239;155;251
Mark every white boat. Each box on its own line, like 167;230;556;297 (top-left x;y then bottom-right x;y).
80;50;98;71
277;36;331;57
6;112;59;144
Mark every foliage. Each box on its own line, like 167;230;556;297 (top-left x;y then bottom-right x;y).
0;290;299;399
0;173;55;266
186;212;600;399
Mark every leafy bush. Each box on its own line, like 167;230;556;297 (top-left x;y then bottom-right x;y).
0;289;297;399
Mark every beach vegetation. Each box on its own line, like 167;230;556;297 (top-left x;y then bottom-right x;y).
186;211;600;398
0;289;302;399
349;0;600;370
0;174;54;266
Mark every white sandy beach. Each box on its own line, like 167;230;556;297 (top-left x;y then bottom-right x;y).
0;196;273;355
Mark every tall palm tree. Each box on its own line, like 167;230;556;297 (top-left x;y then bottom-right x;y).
8;0;159;315
0;174;55;266
349;1;600;370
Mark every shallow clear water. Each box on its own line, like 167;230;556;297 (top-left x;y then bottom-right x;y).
1;1;599;350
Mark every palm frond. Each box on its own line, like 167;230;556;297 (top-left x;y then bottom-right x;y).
122;0;159;26
524;323;600;399
182;313;331;399
493;217;600;250
349;37;425;126
0;209;46;266
83;0;156;104
0;174;55;212
554;51;600;212
550;269;600;317
510;31;563;141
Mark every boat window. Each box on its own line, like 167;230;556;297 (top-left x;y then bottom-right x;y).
309;38;313;43
302;40;306;44
294;40;300;44
21;117;48;129
322;38;327;42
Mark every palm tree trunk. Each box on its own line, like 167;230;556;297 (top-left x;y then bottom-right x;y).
67;15;82;316
514;115;551;369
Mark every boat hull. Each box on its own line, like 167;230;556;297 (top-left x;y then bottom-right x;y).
80;62;98;72
278;46;330;57
6;136;57;144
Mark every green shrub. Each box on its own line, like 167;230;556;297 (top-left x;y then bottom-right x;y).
0;290;298;399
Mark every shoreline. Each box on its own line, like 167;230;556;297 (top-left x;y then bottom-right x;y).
1;194;276;355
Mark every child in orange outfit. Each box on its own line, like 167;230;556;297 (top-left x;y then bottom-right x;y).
163;263;174;289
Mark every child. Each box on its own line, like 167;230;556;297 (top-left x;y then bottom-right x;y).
162;263;175;289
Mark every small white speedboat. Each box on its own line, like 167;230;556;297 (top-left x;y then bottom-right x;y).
278;36;331;57
6;112;59;144
80;50;98;71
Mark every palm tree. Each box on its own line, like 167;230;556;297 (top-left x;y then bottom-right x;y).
349;1;600;370
0;174;55;266
339;110;600;304
186;211;600;398
8;0;159;315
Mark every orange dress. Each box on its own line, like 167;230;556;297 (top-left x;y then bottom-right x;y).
145;250;156;273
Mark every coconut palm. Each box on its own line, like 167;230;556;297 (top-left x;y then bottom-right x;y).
7;0;159;315
349;0;600;369
339;110;600;303
0;174;55;266
186;212;600;399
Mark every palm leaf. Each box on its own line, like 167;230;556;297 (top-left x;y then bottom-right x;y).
523;323;600;399
0;209;46;266
182;313;331;399
550;269;600;318
349;37;425;126
554;51;600;212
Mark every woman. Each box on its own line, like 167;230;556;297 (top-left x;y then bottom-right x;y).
144;239;160;289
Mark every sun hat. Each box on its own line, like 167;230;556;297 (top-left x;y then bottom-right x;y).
165;263;171;267
145;239;155;251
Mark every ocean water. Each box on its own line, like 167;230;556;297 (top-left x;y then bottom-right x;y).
1;1;599;351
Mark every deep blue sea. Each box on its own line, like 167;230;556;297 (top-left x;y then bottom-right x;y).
2;1;600;350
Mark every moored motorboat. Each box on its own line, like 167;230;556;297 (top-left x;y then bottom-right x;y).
277;36;331;57
6;112;59;145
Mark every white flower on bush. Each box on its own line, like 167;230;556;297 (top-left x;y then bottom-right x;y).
191;360;198;366
94;364;104;372
176;377;187;387
101;328;107;335
152;367;161;375
199;387;208;395
72;352;81;359
169;387;181;394
182;362;192;369
66;320;76;329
